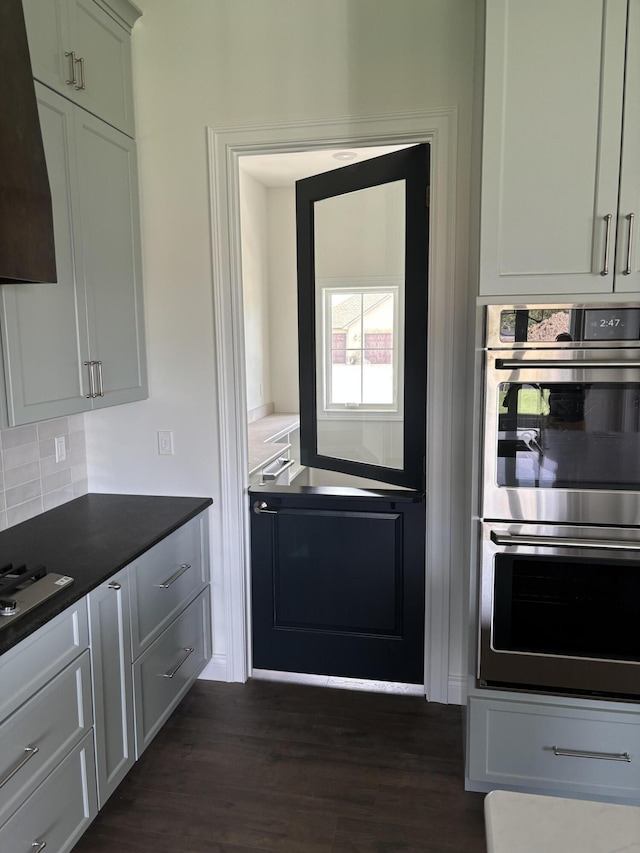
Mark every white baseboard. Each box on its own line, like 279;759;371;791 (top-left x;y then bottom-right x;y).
198;654;228;681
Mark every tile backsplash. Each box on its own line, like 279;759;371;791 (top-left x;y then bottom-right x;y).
0;414;87;530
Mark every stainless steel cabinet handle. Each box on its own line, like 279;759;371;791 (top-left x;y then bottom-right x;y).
601;213;613;276
64;51;77;86
155;563;191;589
0;746;39;790
491;531;640;552
108;581;121;590
160;647;194;679
624;212;635;275
253;500;277;515
552;745;631;762
31;842;47;852
84;360;96;398
495;358;640;370
76;56;86;90
96;361;104;397
262;459;295;481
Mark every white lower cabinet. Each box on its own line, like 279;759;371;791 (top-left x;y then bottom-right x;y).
467;694;640;802
88;565;135;808
0;651;93;827
0;601;96;846
133;588;212;757
0;509;212;846
0;732;98;853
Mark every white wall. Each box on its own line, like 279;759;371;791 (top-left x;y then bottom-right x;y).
239;170;271;413
85;0;477;695
267;187;299;414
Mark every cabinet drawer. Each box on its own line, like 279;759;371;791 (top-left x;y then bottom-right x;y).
0;650;92;826
130;514;209;658
0;731;97;851
133;588;211;757
0;599;89;722
468;696;640;800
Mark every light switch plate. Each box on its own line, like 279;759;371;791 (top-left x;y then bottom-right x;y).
157;430;174;455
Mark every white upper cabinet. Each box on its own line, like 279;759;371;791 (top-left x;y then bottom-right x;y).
22;0;138;137
479;0;637;298
0;77;147;426
0;87;92;425
74;107;147;409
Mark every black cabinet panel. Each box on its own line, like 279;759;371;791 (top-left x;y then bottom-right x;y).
250;489;425;684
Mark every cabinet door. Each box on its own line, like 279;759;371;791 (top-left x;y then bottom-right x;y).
616;0;640;293
87;566;135;808
22;0;74;99
479;0;627;297
23;0;136;137
0;84;92;426
68;0;136;136
74;108;148;407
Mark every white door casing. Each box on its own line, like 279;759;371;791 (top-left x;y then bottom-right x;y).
206;109;459;703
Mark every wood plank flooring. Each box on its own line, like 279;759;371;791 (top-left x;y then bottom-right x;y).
73;679;487;853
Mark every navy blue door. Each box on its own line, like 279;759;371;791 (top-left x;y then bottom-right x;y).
250;487;425;683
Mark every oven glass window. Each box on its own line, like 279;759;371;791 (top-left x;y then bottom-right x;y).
497;382;640;489
493;554;640;660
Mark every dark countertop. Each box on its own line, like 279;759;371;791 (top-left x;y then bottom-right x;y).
0;493;213;656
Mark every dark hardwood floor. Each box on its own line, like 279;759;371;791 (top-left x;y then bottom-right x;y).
73;679;487;853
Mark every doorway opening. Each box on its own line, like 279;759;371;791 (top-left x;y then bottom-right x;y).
240;145;428;687
207;110;459;701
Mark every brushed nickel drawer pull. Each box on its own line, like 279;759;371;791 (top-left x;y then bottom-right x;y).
76;56;86;91
64;50;77;86
0;746;39;789
601;213;613;275
96;360;104;397
84;360;96;398
160;647;194;679
108;581;121;590
155;563;191;589
624;212;635;275
262;458;295;481
552;745;631;762
31;841;47;852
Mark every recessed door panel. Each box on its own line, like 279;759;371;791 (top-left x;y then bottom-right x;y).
273;509;401;635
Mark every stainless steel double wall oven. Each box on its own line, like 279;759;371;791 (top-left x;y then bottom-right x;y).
479;304;640;699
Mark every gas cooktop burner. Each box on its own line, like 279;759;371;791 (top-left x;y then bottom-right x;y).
0;562;74;629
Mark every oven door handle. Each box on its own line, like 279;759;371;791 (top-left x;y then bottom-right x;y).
490;531;640;551
495;358;640;370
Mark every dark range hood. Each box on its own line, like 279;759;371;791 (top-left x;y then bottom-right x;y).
0;0;57;284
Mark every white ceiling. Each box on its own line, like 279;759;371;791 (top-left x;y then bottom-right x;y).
238;144;414;187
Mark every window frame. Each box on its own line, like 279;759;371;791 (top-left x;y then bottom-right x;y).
318;277;404;418
296;144;430;490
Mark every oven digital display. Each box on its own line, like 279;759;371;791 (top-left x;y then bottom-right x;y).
583;308;640;341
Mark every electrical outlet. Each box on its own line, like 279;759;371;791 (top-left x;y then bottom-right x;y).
157;430;174;455
55;435;66;463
